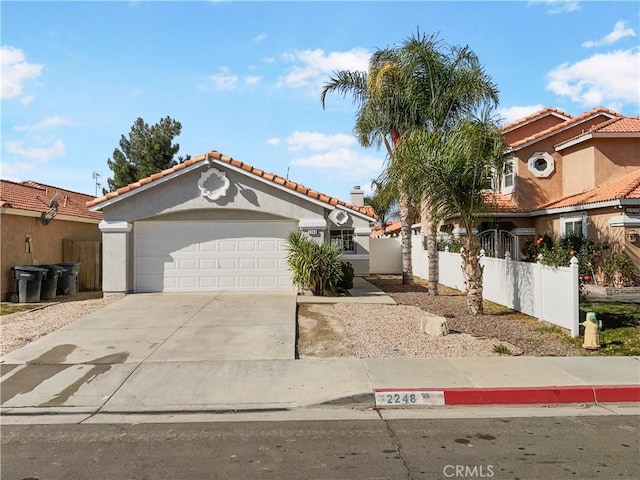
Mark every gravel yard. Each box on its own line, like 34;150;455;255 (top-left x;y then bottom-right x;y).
0;294;124;356
297;275;586;358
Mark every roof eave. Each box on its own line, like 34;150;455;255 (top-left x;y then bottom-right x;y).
510;112;619;151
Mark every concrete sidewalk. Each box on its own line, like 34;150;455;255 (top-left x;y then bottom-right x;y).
1;356;638;415
1;279;639;417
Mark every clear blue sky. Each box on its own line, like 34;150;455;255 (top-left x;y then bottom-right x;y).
2;1;639;199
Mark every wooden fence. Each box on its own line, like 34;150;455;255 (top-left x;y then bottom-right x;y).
62;239;102;291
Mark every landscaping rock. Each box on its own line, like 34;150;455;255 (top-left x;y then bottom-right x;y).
422;315;449;336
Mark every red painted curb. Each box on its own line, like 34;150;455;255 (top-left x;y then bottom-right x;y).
443;386;596;405
594;386;640;403
374;385;640;405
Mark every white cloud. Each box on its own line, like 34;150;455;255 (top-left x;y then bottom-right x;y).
528;1;580;14
291;147;384;179
1;46;43;100
278;48;370;92
546;48;640;108
583;21;637;48
266;138;281;146
0;161;34;181
253;33;267;43
286;131;357;152
498;105;545;124
20;95;36;106
208;67;238;91
4;139;65;163
244;75;262;85
14;116;71;132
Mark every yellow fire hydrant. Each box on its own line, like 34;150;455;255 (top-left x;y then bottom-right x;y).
582;312;602;350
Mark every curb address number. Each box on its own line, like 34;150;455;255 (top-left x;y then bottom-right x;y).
375;390;445;407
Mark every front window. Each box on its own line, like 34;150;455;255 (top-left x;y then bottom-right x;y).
561;215;586;238
501;157;515;194
330;229;355;253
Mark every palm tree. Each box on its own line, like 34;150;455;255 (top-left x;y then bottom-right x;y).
321;47;418;284
364;179;400;232
394;112;507;314
397;34;499;296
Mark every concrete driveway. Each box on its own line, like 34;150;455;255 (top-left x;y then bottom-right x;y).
1;292;297;411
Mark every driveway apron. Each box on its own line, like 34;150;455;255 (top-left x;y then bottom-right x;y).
0;292;296;411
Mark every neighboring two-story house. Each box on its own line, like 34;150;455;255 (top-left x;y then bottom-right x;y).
439;106;639;269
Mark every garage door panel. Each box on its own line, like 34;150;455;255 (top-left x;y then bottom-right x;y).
135;221;294;292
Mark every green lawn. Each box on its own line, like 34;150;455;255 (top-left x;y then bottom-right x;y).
578;302;640;356
0;304;35;316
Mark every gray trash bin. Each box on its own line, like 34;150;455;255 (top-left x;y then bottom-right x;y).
56;262;81;295
37;264;65;300
12;266;48;303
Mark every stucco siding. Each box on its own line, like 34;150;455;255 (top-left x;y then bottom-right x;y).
1;213;100;300
562;146;595;196
593;138;640;185
101;164;325;223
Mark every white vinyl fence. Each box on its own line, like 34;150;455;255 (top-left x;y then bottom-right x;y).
372;234;580;336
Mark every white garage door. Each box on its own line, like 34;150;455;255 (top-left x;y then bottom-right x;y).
134;221;296;292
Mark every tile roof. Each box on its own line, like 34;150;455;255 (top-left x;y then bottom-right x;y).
0;180;102;221
555;116;640;149
502;107;573;132
539;169;640;210
482;193;522;213
370;221;401;237
508;107;621;149
87;150;377;219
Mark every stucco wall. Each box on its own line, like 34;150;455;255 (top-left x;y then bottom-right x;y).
1;213;101;300
102;164;326;223
593;138;639;185
533;208;639;271
503;115;566;146
98;163;372;292
562;146;596;196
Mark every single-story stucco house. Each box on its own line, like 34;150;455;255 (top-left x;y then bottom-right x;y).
1;180;102;300
87;150;377;295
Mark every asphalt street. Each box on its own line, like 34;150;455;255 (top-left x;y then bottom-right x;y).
2;414;638;480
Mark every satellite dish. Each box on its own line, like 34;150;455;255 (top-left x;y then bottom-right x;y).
328;209;349;226
48;192;60;209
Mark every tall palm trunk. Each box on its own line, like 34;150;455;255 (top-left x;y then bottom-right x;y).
399;191;414;285
420;192;439;295
460;235;484;315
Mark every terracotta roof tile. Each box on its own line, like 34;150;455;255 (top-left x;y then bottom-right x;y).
0;180;102;221
540;169;640;209
502;107;573;132
555;116;640;149
370;221;401;237
508;107;621;149
86;150;377;219
482;193;522;213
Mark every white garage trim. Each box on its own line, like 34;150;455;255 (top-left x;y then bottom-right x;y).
134;220;296;292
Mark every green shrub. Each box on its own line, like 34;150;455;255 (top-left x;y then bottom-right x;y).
602;252;640;287
337;261;355;292
435;237;465;253
285;231;343;296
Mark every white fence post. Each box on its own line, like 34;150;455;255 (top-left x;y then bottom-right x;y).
570;256;580;337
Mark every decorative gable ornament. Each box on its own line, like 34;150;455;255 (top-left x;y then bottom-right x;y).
328;208;349;226
198;167;230;201
527;152;555;178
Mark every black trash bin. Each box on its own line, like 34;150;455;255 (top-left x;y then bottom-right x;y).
37;264;65;300
12;266;48;303
56;262;80;295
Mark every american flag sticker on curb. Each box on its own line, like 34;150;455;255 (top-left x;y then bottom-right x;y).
375;390;446;407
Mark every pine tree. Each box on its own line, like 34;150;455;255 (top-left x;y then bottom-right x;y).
105;116;187;193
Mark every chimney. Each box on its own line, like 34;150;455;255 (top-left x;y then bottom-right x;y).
350;186;364;207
